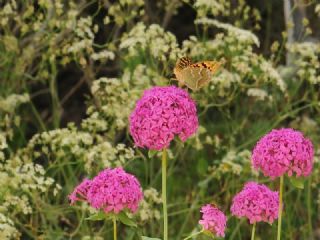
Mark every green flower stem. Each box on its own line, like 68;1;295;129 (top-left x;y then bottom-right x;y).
251;223;256;240
307;177;313;240
162;148;168;240
183;229;204;240
113;216;117;240
277;176;284;240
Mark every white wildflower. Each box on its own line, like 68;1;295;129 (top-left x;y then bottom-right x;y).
120;22;181;62
0;213;20;240
0;94;30;113
138;188;162;223
260;61;286;91
90;50;115;61
195;18;260;47
247;88;272;101
315;4;320;17
0;133;8;150
84;142;135;173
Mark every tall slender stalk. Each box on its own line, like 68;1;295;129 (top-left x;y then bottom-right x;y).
277;176;284;240
113;216;117;240
307;177;313;240
251;223;256;240
162;148;168;240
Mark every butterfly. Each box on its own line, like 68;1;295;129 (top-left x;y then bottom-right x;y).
173;57;224;91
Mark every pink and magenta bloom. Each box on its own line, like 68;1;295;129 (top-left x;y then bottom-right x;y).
69;178;92;204
252;128;314;178
69;167;143;214
199;204;227;237
231;182;279;224
129;86;198;151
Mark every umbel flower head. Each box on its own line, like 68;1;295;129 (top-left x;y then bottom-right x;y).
129;86;198;151
252;128;314;178
199;204;227;237
69;167;143;214
231;182;279;224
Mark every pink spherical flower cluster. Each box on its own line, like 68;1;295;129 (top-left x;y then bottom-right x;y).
199;204;227;237
69;167;143;214
69;178;92;204
252;128;314;178
230;182;279;224
129;86;198;151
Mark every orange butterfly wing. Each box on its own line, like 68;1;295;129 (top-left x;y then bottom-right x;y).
174;57;223;91
190;61;222;89
190;61;222;74
173;57;192;86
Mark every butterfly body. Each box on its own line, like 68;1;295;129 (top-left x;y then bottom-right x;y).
174;57;223;91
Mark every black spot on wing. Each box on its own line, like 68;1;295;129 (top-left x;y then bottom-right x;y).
176;57;192;69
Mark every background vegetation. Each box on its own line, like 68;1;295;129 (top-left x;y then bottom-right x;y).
0;0;320;239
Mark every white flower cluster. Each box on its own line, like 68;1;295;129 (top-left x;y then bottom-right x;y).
90;50;115;61
194;0;230;17
120;22;182;62
83;76;136;132
287;42;320;84
107;0;144;26
138;188;162;222
0;133;8;151
0;0;116;81
0;152;56;239
210;69;241;97
65;16;97;66
315;4;320;17
195;18;260;47
0;213;20;240
259;60;286;92
247;88;272;102
194;0;261;30
27;127;93;159
0;1;16;26
209;150;254;179
84;142;135;173
0;94;30;148
1;156;55;195
0;94;30;113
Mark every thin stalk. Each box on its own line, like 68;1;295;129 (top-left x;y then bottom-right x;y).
251;223;256;240
49;61;61;128
277;176;284;240
183;229;204;240
229;218;245;240
162;148;168;240
307;177;313;239
29;101;47;131
113;216;117;240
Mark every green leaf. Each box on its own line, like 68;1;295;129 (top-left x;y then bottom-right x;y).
148;150;158;158
289;177;305;189
118;211;137;227
85;212;106;221
141;237;161;240
197;157;208;175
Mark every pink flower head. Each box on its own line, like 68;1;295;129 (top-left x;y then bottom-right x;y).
69;167;143;214
69;178;92;204
129;86;198;151
230;182;279;224
252;128;314;178
199;204;227;237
